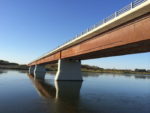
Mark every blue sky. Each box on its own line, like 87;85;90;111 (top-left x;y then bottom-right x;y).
0;0;149;69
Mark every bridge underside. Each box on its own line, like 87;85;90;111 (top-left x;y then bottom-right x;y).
71;39;150;60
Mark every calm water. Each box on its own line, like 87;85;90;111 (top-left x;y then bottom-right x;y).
0;70;150;113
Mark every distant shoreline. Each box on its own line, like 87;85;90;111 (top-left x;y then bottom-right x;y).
81;69;150;75
0;60;150;75
1;67;150;75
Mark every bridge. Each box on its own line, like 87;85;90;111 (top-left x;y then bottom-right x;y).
28;0;150;80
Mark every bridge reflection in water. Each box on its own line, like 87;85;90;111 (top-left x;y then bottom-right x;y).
27;74;83;113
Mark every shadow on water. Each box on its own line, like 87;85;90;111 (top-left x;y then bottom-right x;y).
28;74;56;99
27;74;83;113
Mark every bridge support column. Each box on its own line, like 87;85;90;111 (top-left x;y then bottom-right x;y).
29;66;35;75
34;65;46;80
55;59;83;81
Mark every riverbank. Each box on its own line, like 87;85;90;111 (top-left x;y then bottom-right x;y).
0;60;150;75
0;60;28;70
45;64;150;75
82;68;150;75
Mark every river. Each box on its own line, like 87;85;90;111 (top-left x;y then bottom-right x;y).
0;70;150;113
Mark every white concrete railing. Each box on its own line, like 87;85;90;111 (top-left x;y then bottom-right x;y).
57;0;148;47
30;0;148;63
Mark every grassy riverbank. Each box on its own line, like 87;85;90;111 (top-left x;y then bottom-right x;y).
0;60;28;70
0;60;150;75
82;68;150;75
45;64;150;75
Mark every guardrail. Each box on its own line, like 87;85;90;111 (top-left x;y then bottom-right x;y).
33;0;148;62
58;0;148;49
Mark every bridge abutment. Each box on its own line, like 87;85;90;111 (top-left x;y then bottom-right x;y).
55;59;83;81
34;65;46;80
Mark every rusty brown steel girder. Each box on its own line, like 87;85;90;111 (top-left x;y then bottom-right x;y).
29;13;150;66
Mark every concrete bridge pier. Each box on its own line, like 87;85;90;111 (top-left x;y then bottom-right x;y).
29;66;35;75
55;59;83;81
34;65;46;80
